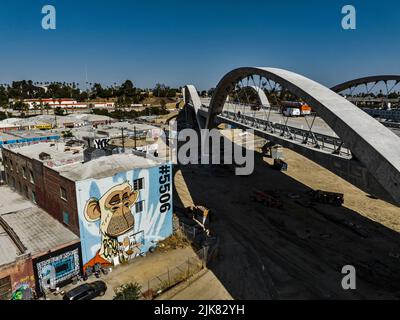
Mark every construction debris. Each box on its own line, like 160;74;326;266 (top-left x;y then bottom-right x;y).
186;205;211;233
251;190;283;208
308;189;344;207
273;158;288;171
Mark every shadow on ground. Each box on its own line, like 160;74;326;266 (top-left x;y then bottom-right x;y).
172;129;400;299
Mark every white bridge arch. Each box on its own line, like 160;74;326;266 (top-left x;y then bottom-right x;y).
183;67;400;206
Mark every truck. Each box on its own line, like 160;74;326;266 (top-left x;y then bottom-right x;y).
281;101;312;116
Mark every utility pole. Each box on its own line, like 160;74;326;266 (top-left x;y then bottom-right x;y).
133;126;137;150
121;127;125;153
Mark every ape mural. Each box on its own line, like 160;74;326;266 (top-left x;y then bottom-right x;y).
76;165;173;272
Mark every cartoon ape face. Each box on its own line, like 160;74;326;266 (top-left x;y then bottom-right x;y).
85;182;139;238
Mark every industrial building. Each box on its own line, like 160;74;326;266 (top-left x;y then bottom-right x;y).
0;117;53;132
30;114;115;128
22;98;86;109
0;130;60;146
1;139;173;289
0;114;115;131
0;186;81;299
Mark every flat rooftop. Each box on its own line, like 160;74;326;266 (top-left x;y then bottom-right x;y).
0;117;51;128
33;114;113;126
0;186;79;266
4;141;164;181
0;130;60;146
4;141;84;167
58;153;161;181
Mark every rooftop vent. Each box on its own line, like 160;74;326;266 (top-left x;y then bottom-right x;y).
65;139;83;147
39;152;51;161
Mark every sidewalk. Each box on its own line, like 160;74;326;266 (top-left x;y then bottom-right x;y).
157;269;233;300
50;246;200;300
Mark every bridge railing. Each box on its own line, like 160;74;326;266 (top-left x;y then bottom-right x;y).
362;108;400;122
219;110;351;157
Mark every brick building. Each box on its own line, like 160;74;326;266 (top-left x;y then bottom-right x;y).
0;187;80;299
2;140;173;275
2;141;84;235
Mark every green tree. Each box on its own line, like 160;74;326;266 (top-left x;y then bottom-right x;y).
0;111;7;121
61;130;73;138
160;99;167;109
54;107;66;116
13;100;28;111
113;282;142;300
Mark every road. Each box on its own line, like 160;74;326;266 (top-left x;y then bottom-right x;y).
200;99;400;138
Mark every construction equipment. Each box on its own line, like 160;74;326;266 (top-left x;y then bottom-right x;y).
308;190;344;207
186;205;211;231
273;158;288;171
251;190;283;208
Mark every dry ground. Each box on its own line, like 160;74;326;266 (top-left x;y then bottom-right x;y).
50;246;201;300
173;130;400;299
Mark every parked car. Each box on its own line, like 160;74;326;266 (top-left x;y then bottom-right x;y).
63;281;107;300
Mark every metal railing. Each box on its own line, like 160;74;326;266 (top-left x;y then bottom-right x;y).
140;221;219;299
141;247;206;299
219;110;351;157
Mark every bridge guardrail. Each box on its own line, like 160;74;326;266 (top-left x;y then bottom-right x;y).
219;110;351;157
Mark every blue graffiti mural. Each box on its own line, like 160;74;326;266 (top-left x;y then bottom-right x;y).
76;163;173;270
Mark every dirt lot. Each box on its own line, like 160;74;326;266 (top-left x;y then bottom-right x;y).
173;130;400;299
50;246;201;300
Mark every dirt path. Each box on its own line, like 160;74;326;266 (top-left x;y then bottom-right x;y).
164;270;233;300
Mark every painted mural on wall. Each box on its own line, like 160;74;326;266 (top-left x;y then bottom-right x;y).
11;276;35;300
77;164;173;271
35;247;81;292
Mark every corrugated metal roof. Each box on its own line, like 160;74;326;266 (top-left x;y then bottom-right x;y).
1;208;79;257
0;186;79;265
0;224;20;266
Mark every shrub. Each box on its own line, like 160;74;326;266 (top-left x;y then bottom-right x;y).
113;282;142;300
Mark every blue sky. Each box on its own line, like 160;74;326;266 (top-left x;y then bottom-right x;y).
0;0;399;90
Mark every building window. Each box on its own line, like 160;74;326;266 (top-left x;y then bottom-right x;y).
29;170;34;184
0;276;12;300
60;187;67;201
63;211;70;225
32;191;37;204
10;160;13;171
133;178;144;191
22;167;26;179
135;200;145;213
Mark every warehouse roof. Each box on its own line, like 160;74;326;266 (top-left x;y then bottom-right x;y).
4;141;85;167
1;207;79;257
0;186;79;266
4;141;164;181
59;152;161;181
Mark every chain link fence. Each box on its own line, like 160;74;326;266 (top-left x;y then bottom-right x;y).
142;248;205;299
141;222;219;299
